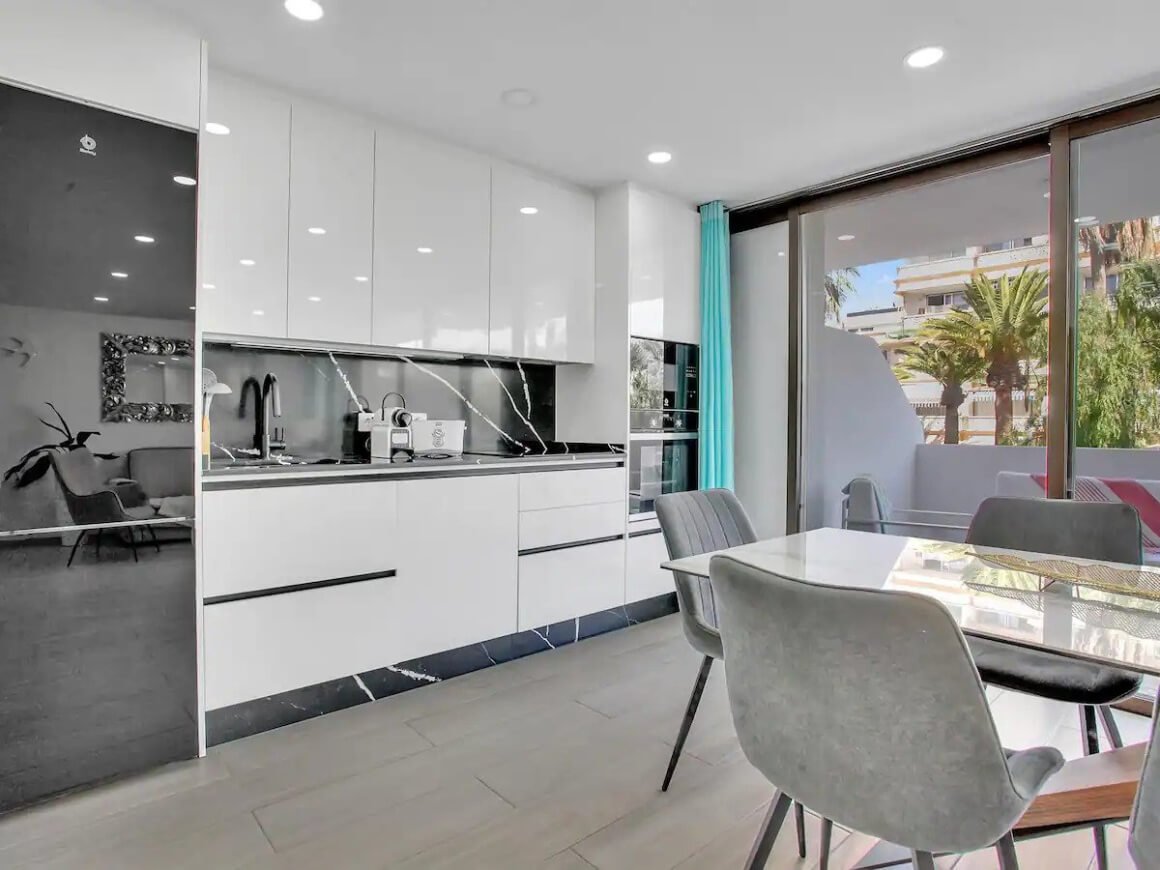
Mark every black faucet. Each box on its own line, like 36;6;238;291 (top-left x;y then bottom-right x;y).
238;374;282;458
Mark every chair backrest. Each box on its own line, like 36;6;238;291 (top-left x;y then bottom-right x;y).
842;475;893;534
1130;699;1160;869
655;489;756;654
50;448;104;496
710;554;1037;854
967;496;1143;565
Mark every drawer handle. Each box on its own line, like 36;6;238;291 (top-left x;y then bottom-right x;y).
205;569;397;605
518;534;625;557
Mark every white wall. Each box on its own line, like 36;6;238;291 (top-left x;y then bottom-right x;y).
914;443;1160;514
731;223;789;538
810;328;925;529
0;0;202;129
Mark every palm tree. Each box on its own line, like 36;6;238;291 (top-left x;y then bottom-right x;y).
1080;219;1160;297
824;267;860;321
924;268;1048;444
894;340;986;444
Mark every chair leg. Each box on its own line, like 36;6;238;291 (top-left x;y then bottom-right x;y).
1097;705;1124;749
95;529;103;559
995;831;1020;870
794;801;806;858
147;525;160;553
128;528;139;563
745;791;793;870
1081;705;1110;870
661;655;713;792
819;817;834;870
909;851;936;870
66;530;86;567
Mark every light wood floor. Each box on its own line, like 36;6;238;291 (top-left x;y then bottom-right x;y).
0;615;1149;869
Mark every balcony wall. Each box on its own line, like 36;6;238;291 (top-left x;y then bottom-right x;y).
912;444;1160;515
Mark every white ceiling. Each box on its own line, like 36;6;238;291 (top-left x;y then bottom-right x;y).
136;0;1160;207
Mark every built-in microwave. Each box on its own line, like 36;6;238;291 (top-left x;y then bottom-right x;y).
629;337;699;433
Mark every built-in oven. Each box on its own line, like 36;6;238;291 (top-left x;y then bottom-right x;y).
629;337;700;518
628;433;699;517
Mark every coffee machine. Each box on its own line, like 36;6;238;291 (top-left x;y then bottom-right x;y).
371;392;416;461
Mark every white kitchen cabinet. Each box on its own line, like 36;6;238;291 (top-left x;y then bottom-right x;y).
489;162;595;362
518;467;626;511
199;72;291;337
390;475;519;664
373;129;491;354
201;482;398;599
628;187;701;344
286;100;375;344
518;540;626;630
626;530;675;603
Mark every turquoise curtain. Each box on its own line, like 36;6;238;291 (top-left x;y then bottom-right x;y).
698;201;734;490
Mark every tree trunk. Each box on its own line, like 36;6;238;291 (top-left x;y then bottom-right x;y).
1084;227;1108;298
994;386;1014;445
944;404;961;445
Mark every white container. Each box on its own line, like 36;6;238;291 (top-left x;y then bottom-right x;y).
411;419;465;456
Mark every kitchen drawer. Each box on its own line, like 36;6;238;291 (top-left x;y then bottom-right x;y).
626;530;675;603
519;467;626;512
518;539;625;630
519;502;625;551
204;575;397;709
202;481;397;599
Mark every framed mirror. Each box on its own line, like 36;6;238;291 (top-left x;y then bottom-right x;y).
101;332;194;422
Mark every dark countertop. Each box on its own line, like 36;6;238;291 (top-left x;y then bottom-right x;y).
202;450;626;489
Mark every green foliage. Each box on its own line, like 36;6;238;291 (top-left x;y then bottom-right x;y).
1074;260;1160;448
824;267;860;318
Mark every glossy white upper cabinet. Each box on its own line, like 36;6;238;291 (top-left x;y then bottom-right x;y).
628;187;701;345
200;73;291;337
373;129;491;354
286;101;375;344
489;163;595;362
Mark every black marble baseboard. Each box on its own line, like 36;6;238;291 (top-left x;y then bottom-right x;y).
206;593;678;746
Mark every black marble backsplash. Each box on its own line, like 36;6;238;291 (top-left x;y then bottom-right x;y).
203;345;558;458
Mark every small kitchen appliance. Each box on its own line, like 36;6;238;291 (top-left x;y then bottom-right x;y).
371;392;415;461
411;419;466;458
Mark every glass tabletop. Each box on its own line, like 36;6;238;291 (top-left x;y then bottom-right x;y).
661;526;1160;677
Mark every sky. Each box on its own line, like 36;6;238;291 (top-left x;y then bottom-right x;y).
840;258;906;315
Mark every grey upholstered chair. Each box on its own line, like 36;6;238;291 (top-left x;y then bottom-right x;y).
710;553;1064;870
655;489;823;861
966;496;1144;870
52;448;158;565
1129;698;1160;869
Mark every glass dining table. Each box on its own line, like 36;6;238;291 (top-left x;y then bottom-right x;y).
661;525;1160;678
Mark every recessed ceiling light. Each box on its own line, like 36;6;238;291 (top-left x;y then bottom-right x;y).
905;46;945;69
252;309;265;316
240;259;256;266
134;235;155;244
520;206;539;215
93;296;109;302
202;283;215;289
110;271;128;278
307;226;326;235
204;122;230;135
284;0;324;21
157;361;166;366
170;357;181;362
1075;216;1099;225
647;151;673;165
837;234;856;241
500;88;536;108
189;305;196;311
354;275;369;282
778;251;786;257
307;296;322;302
417;246;433;254
1043;192;1051;199
173;175;197;186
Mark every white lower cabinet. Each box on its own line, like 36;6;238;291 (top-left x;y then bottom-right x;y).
626;531;675;603
201;481;398;600
518;539;626;630
204;577;398;710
